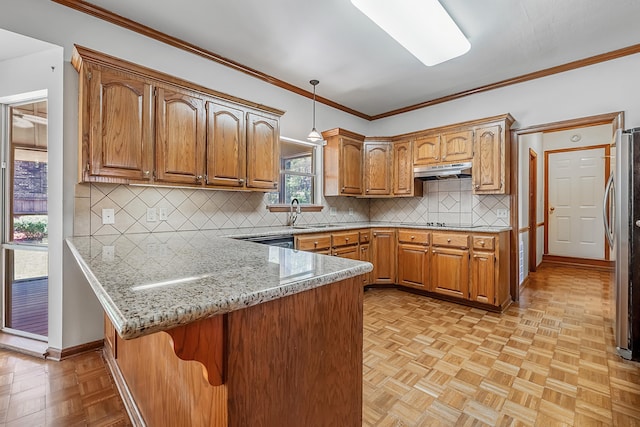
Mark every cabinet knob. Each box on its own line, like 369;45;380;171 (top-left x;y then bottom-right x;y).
435;156;439;160
480;241;485;247
341;187;345;191
143;170;150;177
314;242;318;247
373;233;377;237
366;189;370;192
196;175;203;181
238;178;245;184
432;250;436;254
411;235;415;239
442;155;447;160
345;237;349;241
425;250;428;254
474;184;480;190
447;238;451;243
273;183;277;188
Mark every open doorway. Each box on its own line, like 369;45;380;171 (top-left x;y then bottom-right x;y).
1;99;48;340
528;149;537;272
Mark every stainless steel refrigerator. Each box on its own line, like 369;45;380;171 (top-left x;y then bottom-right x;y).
604;128;640;361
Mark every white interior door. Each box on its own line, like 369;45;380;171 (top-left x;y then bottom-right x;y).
547;148;605;259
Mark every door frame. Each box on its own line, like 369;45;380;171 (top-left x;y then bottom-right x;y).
510;111;623;300
528;149;538;272
543;144;610;260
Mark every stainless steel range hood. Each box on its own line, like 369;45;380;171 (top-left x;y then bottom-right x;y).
414;162;472;180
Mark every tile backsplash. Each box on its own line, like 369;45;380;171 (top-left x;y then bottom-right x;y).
74;178;510;236
369;179;510;227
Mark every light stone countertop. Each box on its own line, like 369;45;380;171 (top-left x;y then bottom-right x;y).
66;231;373;340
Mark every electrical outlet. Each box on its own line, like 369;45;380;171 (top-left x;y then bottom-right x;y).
349;208;354;216
102;208;115;225
158;207;168;221
329;207;337;216
146;207;157;222
496;209;508;218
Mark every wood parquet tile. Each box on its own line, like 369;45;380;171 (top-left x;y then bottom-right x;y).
1;264;639;426
0;349;130;427
363;265;640;426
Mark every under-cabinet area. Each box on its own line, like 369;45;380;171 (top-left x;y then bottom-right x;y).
295;225;511;311
72;46;282;191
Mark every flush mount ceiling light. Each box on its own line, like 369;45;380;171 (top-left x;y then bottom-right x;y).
307;79;323;142
350;0;470;66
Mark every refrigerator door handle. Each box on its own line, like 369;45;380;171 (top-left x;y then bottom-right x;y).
603;172;615;247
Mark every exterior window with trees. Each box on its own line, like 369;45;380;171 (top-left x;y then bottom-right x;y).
268;139;317;204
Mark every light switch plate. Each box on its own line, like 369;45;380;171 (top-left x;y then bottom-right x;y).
159;207;168;221
349;208;354;216
329;207;337;216
102;208;115;225
496;209;508;218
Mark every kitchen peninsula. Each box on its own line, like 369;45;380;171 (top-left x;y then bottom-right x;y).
66;231;372;427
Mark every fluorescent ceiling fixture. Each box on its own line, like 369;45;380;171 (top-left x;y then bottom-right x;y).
351;0;471;66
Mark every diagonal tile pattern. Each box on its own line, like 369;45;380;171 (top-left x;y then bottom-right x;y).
363;265;640;426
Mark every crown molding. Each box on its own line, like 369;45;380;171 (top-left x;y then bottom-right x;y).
52;0;640;122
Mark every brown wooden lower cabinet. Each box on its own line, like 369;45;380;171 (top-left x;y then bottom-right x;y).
104;276;363;427
397;244;429;289
371;229;396;284
430;247;470;299
294;227;511;311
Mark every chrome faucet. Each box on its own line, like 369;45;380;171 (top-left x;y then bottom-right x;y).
288;198;300;226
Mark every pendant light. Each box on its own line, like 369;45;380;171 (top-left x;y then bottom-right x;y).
307;79;322;142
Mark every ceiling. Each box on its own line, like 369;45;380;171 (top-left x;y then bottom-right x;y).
14;1;640;119
0;28;56;62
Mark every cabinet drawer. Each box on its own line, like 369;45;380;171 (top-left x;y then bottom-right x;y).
432;232;469;249
296;234;331;251
359;230;371;244
332;231;359;248
398;229;429;245
472;236;495;251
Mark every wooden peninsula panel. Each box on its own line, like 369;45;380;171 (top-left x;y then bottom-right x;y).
105;275;364;426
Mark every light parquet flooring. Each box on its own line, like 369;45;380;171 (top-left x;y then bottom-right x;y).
1;265;639;426
363;265;640;426
0;349;130;426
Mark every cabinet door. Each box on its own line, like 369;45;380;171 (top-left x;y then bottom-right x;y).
393;140;415;196
441;130;473;163
359;243;371;286
246;112;279;190
470;251;496;305
205;100;246;188
364;142;392;196
397;244;429;289
339;138;364;195
371;229;396;284
85;65;154;181
473;125;504;193
413;134;440;165
155;86;206;184
430;247;469;299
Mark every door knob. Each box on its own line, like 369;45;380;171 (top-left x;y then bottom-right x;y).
636;220;640;227
549;206;555;213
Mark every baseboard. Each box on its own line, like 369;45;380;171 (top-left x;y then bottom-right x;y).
46;339;103;361
0;332;48;359
542;255;614;270
519;276;531;291
103;345;146;427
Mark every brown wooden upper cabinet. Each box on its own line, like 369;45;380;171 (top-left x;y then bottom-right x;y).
473;124;508;194
80;64;154;182
322;129;364;196
413;134;440;165
364;142;392;196
72;45;283;190
205;100;246;188
393;139;422;197
154;85;206;185
441;130;473;163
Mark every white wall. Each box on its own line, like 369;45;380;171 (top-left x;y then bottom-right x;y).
369;54;640;135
